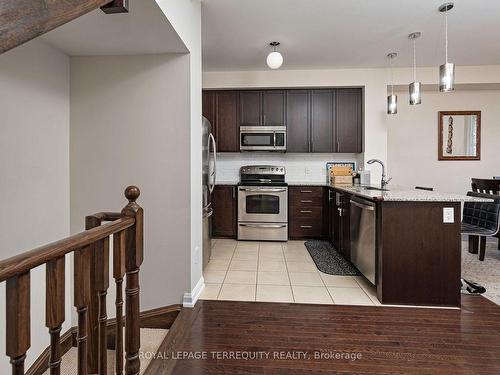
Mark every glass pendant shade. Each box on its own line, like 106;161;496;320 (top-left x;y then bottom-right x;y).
409;81;422;105
439;62;455;92
266;51;283;69
387;94;397;114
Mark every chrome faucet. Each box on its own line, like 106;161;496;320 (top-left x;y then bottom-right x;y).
367;159;392;187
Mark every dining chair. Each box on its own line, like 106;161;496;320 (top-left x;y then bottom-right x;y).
471;178;500;250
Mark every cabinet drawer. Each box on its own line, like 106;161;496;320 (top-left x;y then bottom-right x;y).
290;205;323;220
289;186;325;199
290;219;323;238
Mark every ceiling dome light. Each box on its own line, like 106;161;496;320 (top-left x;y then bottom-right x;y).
408;32;422;105
439;2;455;92
266;42;283;69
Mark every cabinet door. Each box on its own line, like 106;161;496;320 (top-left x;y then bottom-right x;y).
262;90;285;126
215;91;239;152
202;91;216;132
286;90;310;152
336;88;362;153
212;185;237;238
239;91;261;126
311;90;334;153
340;193;351;259
331;191;342;250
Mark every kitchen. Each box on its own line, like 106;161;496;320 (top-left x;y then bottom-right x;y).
200;85;490;307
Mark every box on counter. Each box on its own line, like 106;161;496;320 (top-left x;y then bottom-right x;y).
330;175;353;185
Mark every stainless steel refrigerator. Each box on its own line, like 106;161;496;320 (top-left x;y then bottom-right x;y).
202;116;217;269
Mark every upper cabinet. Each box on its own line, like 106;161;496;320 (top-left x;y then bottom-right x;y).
239;91;261;126
240;90;285;126
202;88;363;154
286;90;310;153
311;89;335;153
336;88;363;153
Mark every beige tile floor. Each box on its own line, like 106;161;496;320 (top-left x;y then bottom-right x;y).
201;239;379;306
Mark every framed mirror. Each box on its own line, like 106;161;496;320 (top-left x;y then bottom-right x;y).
438;111;481;160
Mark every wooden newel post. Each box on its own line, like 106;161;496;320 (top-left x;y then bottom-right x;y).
122;186;143;375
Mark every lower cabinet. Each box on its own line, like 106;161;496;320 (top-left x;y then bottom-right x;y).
289;186;328;239
212;185;237;238
329;189;351;259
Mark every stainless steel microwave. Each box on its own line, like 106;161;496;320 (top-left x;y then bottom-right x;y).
240;126;286;152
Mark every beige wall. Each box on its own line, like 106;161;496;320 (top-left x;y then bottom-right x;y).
0;40;70;372
388;88;500;194
70;54;192;309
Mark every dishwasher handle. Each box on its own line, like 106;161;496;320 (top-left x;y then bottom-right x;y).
350;199;375;211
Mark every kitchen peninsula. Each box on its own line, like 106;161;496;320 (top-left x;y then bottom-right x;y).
329;184;491;307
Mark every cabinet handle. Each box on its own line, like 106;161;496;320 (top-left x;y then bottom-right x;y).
300;225;313;229
300;200;313;203
232;186;235;198
300;210;312;213
300;190;313;193
263;114;267;125
337;140;340;152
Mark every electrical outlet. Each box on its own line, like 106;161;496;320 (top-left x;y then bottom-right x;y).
304;167;311;175
443;207;454;223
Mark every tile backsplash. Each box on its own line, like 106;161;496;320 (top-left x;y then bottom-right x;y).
216;153;362;183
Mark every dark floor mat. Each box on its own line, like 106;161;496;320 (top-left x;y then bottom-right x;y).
304;240;361;276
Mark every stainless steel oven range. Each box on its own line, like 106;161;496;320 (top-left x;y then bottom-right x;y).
238;165;288;241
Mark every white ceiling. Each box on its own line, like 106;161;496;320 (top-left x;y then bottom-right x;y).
202;0;500;71
42;0;187;56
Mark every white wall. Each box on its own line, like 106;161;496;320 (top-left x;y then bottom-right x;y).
70;54;192;309
216;153;362;184
155;0;203;297
0;40;70;372
388;88;500;194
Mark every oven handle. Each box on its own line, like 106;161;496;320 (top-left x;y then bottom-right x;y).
239;223;287;229
239;188;287;193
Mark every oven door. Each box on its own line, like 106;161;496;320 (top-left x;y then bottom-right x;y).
240;126;286;151
238;186;288;222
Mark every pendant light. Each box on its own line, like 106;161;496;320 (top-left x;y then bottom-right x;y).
387;52;398;114
266;42;283;69
439;2;455;92
408;32;422;105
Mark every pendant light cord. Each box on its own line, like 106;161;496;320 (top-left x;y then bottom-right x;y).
445;7;449;63
389;57;394;95
413;38;417;82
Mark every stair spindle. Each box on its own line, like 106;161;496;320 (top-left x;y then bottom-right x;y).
122;186;143;375
113;230;126;375
6;271;30;375
74;246;91;375
95;237;110;375
46;257;66;375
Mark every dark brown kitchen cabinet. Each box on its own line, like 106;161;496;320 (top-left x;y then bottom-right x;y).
286;90;310;152
240;90;285;126
329;188;350;259
262;90;285;125
202;91;216;129
311;90;335;153
239;91;261;126
215;91;239;152
336;88;363;153
289;186;328;239
212;185;237;238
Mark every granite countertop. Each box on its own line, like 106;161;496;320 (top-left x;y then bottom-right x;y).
215;180;238;185
330;184;493;202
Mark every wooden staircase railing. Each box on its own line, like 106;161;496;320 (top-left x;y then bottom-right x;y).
0;186;143;375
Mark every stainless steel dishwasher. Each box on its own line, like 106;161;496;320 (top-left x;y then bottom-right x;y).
350;197;376;285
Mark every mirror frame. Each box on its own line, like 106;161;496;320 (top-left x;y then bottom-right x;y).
438;111;481;161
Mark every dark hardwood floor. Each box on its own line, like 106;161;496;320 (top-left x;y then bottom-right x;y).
149;296;500;374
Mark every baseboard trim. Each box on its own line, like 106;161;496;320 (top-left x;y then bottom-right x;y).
183;277;205;308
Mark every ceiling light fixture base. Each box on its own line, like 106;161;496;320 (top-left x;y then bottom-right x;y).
387;52;397;59
438;2;454;12
408;32;422;40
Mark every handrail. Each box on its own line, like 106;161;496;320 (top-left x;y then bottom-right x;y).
0;217;134;283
